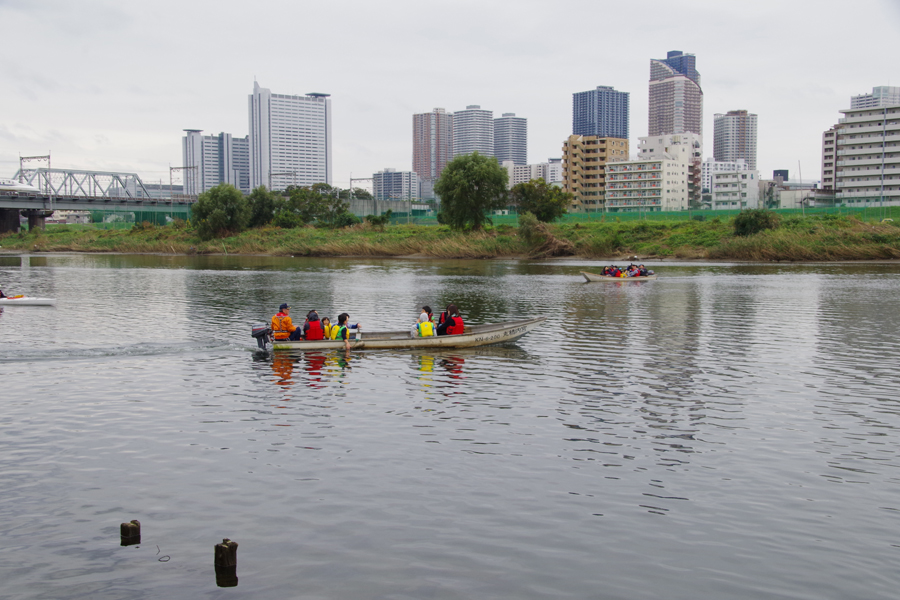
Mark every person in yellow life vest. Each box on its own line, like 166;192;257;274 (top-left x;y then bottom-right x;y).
416;311;435;337
272;303;302;341
322;317;334;340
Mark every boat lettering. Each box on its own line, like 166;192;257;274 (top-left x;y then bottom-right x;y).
473;325;528;343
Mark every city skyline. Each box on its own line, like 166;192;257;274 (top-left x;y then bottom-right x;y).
1;0;897;190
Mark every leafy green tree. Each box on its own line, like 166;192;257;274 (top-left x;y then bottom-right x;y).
433;152;508;230
280;186;326;224
191;184;250;240
247;186;281;228
365;209;392;230
333;210;360;228
509;178;570;223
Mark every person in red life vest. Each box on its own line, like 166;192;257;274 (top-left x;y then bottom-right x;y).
272;303;302;341
303;310;325;340
436;303;464;336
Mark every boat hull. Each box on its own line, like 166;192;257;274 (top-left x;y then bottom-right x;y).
0;297;57;306
582;271;657;282
270;317;546;351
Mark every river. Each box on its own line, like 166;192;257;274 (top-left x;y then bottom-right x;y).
1;254;899;599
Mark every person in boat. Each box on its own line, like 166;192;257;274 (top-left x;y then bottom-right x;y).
272;303;302;341
0;289;5;299
436;303;464;336
303;310;326;340
416;309;436;337
333;313;361;350
321;317;334;340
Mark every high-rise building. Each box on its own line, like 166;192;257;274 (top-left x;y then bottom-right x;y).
638;133;703;206
834;104;900;205
572;86;629;139
850;86;900;109
821;126;840;192
494;113;527;165
412;108;454;183
373;169;419;201
713;110;758;170
248;81;331;191
562;135;629;211
453;105;494;158
648;51;703;137
182;130;251;196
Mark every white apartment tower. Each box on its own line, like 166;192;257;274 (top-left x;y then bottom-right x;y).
373;169;419;201
182;130;251;196
249;81;332;191
494;113;527;165
851;86;900;109
453;105;494;158
713;110;758;170
834;104;900;205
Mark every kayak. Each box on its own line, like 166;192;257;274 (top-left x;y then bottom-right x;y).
253;317;546;351
582;271;657;282
0;297;57;306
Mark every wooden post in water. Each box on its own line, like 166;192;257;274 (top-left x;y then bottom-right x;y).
120;520;141;546
214;538;239;587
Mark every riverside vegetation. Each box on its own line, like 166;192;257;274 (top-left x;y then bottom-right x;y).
4;210;900;261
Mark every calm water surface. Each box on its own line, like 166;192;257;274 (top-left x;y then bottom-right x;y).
1;254;900;599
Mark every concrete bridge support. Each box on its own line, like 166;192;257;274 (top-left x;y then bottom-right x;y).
23;209;52;231
0;208;20;233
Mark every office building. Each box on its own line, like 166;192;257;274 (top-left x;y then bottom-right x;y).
713;110;758;170
573;86;629;139
249;81;331;191
494;113;527;165
649;51;703;137
453;105;494;158
412;108;454;187
834;104;900;205
182;130;251;196
701;158;750;192
821;126;840;192
710;170;759;210
562;135;629;211
373;169;419;201
850;86;900;109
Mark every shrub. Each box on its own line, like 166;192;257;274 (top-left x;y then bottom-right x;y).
333;211;360;228
272;210;305;229
733;209;779;237
191;184;250;240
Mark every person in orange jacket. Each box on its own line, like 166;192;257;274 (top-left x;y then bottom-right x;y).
272;303;302;341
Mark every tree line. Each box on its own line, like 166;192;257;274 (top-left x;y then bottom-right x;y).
191;152;572;240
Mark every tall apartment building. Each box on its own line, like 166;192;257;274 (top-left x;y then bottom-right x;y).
453;105;494;158
373;169;419;201
248;81;332;191
713;110;758;170
546;158;562;184
572;86;629;140
561;135;629;211
649;51;703;137
834;104;900;205
638;133;703;207
701;158;749;192
412;108;454;184
851;86;900;109
821;125;841;192
494;113;527;165
182;130;251;196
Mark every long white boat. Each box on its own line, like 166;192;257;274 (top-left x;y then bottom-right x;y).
0;296;57;306
582;271;657;282
253;317;546;351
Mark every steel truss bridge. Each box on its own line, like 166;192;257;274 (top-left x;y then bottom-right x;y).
1;168;196;213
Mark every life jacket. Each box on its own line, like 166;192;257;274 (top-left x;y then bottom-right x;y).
417;321;435;337
323;323;334;339
305;319;324;340
272;312;293;340
335;325;349;340
446;316;465;335
438;311;448;325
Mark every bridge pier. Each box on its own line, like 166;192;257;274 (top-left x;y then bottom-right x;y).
0;208;20;233
23;209;53;231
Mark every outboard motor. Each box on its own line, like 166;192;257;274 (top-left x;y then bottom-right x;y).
251;323;272;351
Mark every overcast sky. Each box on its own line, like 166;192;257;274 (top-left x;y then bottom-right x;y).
1;0;898;189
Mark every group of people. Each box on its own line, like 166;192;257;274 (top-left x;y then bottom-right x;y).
412;304;465;338
271;304;360;349
601;264;654;278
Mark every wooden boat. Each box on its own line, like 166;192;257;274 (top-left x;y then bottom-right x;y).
258;317;546;351
0;296;57;306
582;271;657;282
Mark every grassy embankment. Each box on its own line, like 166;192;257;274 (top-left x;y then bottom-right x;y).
3;213;900;261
